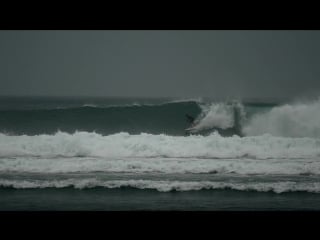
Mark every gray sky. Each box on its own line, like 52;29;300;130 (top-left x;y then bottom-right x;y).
1;30;320;99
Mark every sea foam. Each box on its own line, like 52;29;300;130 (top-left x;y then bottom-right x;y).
0;131;320;159
1;178;320;193
243;98;320;137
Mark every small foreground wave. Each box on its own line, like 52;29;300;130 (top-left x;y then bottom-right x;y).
1;178;320;193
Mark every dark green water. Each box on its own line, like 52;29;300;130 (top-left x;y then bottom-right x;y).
1;188;319;211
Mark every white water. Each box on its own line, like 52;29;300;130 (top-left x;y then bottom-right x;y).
189;102;238;132
1;131;320;159
1;178;320;193
0;130;320;176
1;156;320;175
243;98;320;138
189;98;320;138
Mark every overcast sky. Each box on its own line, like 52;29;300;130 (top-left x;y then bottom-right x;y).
1;30;320;100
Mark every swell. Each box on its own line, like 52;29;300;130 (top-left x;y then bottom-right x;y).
0;101;201;136
243;98;320;138
2;97;320;138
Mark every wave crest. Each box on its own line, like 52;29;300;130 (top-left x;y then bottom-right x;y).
243;98;320;138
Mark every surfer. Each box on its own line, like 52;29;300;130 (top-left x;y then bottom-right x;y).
185;114;195;125
185;114;196;135
185;103;243;137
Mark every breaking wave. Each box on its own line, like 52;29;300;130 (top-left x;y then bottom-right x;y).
0;100;202;136
243;98;320;138
1;179;320;193
1;97;320;139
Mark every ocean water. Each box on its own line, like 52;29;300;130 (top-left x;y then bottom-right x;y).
1;96;320;210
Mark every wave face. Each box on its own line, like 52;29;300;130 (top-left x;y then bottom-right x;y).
0;100;260;138
0;100;201;136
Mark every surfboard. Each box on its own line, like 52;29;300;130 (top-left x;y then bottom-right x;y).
185;126;197;133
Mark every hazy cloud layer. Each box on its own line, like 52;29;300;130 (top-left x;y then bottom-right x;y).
1;30;320;100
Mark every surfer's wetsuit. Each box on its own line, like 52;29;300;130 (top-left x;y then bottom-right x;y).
185;114;195;124
185;114;196;135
